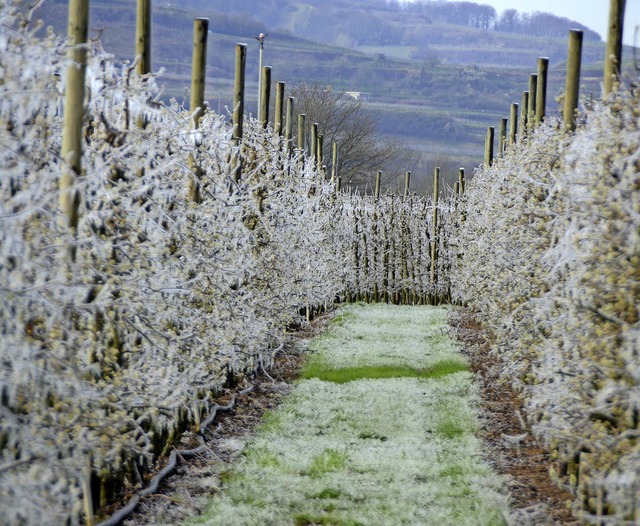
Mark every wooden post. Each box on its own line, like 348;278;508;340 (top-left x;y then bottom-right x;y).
528;74;537;130
403;171;411;200
190;18;208;127
134;0;151;128
509;103;518;145
297;114;306;153
317;134;324;169
60;0;89;261
336;176;342;192
232;43;246;183
285;96;294;154
458;167;465;194
232;43;246;144
604;0;626;96
274;81;285;135
520;91;529;139
310;122;318;160
331;142;338;183
135;0;151;76
430;167;440;301
498;118;507;156
564;29;583;132
188;18;209;201
375;170;381;199
484;126;494;167
260;66;271;129
536;57;549;124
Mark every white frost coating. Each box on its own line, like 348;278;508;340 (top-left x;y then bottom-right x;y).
189;306;506;526
450;78;640;520
309;304;463;370
0;4;457;525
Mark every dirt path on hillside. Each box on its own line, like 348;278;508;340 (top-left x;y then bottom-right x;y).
98;308;579;526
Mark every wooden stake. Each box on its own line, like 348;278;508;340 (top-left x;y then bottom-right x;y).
232;43;246;144
317;133;324;169
458;167;465;194
528;74;537;129
190;18;208;127
604;0;626;96
430;167;440;298
375;170;381;199
60;0;89;261
564;29;583;132
498;118;507;156
484;126;494;167
297;114;306;153
536;57;549;124
135;0;151;76
403;171;411;200
274;81;285;135
260;66;271;129
509;103;518;145
310;122;318;160
285;96;294;154
520;91;529;139
331;142;338;183
232;43;246;183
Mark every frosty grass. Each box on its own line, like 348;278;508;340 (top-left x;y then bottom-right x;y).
187;304;508;525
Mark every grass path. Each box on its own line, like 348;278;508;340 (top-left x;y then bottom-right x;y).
186;304;508;526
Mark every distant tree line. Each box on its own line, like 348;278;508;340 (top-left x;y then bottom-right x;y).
385;0;601;41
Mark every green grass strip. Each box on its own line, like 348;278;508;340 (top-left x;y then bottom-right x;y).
301;359;469;383
186;305;508;526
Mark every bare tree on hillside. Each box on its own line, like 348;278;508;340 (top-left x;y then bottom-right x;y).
288;82;411;192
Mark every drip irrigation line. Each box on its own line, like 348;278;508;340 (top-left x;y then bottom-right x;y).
96;385;254;526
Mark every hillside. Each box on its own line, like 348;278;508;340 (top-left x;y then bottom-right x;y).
34;0;612;187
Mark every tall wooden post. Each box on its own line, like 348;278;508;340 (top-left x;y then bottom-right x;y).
604;0;626;96
528;74;537;130
134;0;151;128
536;57;549;124
430;167;440;301
317;134;324;169
256;34;265;121
190;18;208;126
310;122;318;161
484;126;494;167
285;96;294;154
509;103;518;145
232;44;246;144
331;142;338;183
136;0;151;76
458;167;465;194
403;171;411;200
260;66;271;129
297;114;306;154
60;0;89;261
188;18;208;202
564;30;583;132
520;91;529;139
232;43;246;183
498;118;507;156
274;81;285;135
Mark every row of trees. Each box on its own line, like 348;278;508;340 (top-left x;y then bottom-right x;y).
451;81;640;522
0;3;456;524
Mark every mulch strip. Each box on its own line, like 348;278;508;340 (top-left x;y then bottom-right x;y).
450;307;579;525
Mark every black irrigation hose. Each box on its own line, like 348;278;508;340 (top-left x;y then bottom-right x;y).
96;385;254;526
